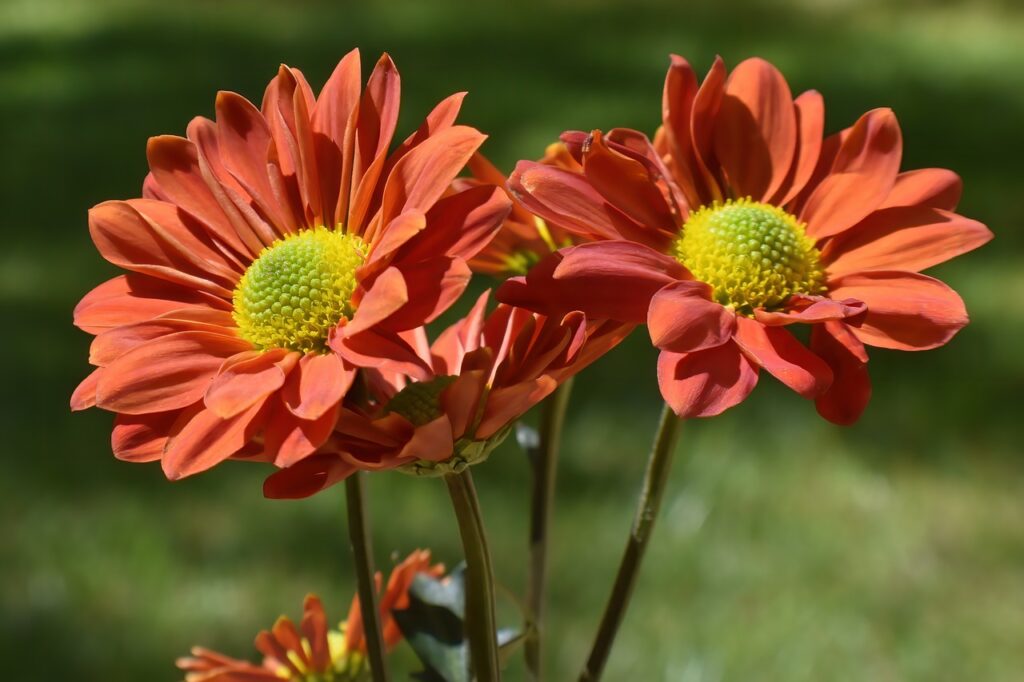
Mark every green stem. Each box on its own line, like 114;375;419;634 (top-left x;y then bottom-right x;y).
525;379;574;681
345;472;390;682
445;469;501;681
578;403;683;682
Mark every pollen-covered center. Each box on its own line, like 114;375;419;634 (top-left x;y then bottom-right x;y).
673;199;825;313
233;227;366;353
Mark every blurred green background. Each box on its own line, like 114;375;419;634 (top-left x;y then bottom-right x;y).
3;0;1022;679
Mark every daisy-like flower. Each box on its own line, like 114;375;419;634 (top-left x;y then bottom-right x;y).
499;56;992;423
263;292;630;498
70;49;511;480
177;550;444;681
462;147;580;277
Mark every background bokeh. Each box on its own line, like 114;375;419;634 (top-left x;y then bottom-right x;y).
3;0;1022;679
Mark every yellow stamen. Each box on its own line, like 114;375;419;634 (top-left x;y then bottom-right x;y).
233;227;366;353
673;198;825;313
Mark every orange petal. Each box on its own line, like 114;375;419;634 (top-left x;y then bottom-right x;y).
774;90;824;206
112;411;180;462
811;321;871;425
801;108;903;240
477;376;557;439
733;317;832;398
657;342;759;418
97;331;250;414
70;368;102;411
263;454;357;499
74;274;229;335
347;267;409;335
825;206;992;276
282;352;353;420
879;168;962;211
265;402;340;468
753;295;866;326
162;400;267;480
829;271;968;350
379;125;486;226
647;280;735;353
713;57;796;201
204;349;294;419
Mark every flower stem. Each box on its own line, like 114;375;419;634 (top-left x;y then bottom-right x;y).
525;378;574;681
445;469;501;681
578;403;682;681
345;472;390;682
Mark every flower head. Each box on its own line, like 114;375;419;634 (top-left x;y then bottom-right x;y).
263;292;630;498
177;550;443;681
499;56;991;423
71;50;510;480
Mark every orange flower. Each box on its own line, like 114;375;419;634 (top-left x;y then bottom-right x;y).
462;146;580;277
177;550;443;681
71;50;510;480
499;56;991;423
263;292;630;498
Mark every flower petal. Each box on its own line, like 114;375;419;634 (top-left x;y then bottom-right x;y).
753;295;866;326
112;411;180;462
647;280;735;352
801;108;903;240
829;271;968;350
824;206;992;276
733;316;832;398
713;57;797;201
477;376;557;439
774;90;824;206
657;342;759;418
74;274;230;334
811;321;871;425
162;400;268;480
204;348;295;419
263;454;357;499
282;352;354;420
347;267;409;335
879;168;962;211
498;242;687;323
265;402;341;468
97;331;250;414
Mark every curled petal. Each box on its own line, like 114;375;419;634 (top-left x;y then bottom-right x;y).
282;352;353;420
204;349;295;418
733;316;833;398
163;401;268;480
657;342;759;418
811;321;871;425
647;281;735;352
263;454;357;499
754;295;867;326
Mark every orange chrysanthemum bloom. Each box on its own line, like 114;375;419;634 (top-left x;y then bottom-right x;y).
263;292;629;498
462;147;580;277
500;56;991;423
71;50;511;480
177;550;444;681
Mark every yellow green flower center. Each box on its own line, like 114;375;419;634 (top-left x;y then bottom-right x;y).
673;199;825;313
385;376;457;426
233;227;366;353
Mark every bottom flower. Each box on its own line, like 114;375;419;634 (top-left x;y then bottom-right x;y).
177;550;443;681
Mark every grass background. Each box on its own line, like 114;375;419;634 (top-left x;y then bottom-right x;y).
2;0;1023;679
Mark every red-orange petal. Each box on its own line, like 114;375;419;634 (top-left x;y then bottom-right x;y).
657;342;759;418
647;280;735;352
162;400;267;480
811;321;872;425
263;454;357;499
774;90;825;206
824;206;992;276
97;331;250;414
282;352;353;420
112;411;180;462
733;316;833;398
205;348;295;419
74;274;230;335
265;402;340;468
801;108;903;240
713;57;797;202
879;168;962;211
829;271;969;350
753;295;866;326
